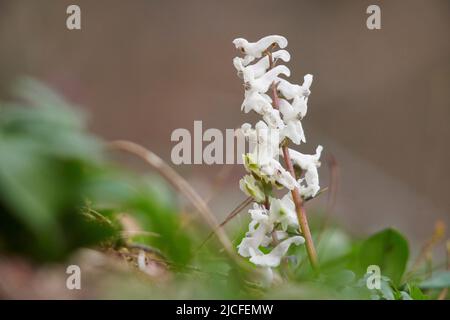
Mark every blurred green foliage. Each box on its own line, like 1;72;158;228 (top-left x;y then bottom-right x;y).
0;78;195;265
0;78;116;261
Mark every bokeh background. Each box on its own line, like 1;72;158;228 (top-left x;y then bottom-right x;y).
0;0;449;254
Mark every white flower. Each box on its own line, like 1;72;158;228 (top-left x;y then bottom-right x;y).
262;107;284;130
237;223;267;258
279;99;305;144
241;121;281;165
241;90;273;114
269;193;299;231
282;120;305;145
291;95;308;120
278;98;297;121
287;145;323;198
237;204;273;258
294;74;313;119
249;236;305;267
247;65;290;93
233;50;290;82
277;74;313;100
277;79;305;100
241;91;284;130
302;74;313;93
233;35;288;59
272;50;291;64
260;159;299;190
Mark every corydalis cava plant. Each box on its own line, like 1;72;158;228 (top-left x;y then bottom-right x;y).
233;35;323;280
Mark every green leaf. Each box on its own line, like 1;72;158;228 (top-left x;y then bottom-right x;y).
407;284;428;300
420;271;450;289
356;228;409;286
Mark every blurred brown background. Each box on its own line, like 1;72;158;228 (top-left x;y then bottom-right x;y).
0;0;449;252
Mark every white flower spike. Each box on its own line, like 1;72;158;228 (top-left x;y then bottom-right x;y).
232;35;323;284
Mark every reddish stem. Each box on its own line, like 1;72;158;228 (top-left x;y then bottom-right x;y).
267;50;319;270
282;147;319;270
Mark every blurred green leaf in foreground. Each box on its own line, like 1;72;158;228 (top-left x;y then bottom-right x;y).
0;78;117;261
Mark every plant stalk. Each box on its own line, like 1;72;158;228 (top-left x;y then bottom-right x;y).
266;50;319;271
282;146;319;270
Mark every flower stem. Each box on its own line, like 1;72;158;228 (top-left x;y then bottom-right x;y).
282;146;319;270
266;51;319;271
